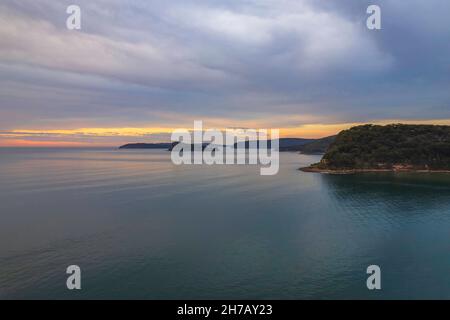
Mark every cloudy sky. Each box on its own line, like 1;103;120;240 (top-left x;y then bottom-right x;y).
0;0;449;146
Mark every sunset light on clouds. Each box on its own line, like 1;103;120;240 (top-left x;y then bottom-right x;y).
1;0;450;146
3;119;450;147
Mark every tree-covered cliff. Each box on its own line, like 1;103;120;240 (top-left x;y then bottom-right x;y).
309;124;450;171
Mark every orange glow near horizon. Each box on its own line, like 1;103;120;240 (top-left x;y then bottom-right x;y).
0;139;100;147
2;119;450;147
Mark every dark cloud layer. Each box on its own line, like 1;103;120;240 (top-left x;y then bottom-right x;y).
0;0;449;131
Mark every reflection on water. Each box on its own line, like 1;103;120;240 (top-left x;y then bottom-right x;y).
0;148;449;299
322;173;450;220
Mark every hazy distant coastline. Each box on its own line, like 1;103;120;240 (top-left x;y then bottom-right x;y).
119;136;336;154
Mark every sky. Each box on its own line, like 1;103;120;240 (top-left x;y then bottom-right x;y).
0;0;449;146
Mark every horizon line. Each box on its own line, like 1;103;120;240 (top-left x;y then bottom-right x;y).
2;119;450;147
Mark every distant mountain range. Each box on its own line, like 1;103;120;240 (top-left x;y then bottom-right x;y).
278;136;336;153
119;136;337;154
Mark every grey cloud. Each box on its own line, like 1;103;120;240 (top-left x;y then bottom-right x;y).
0;0;449;132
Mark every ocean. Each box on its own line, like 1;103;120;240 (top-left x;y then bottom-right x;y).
0;148;449;299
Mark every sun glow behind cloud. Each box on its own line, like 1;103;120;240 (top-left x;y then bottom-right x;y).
3;119;450;147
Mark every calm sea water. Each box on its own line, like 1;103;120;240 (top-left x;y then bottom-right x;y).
0;148;449;299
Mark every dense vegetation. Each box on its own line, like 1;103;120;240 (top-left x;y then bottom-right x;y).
313;124;450;170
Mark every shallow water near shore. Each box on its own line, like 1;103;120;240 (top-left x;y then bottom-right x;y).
0;148;450;299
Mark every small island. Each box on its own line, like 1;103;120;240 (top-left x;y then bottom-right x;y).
301;124;450;174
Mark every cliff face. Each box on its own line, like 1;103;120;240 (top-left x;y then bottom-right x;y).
310;124;450;171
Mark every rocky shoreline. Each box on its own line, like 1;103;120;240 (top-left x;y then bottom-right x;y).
299;167;450;174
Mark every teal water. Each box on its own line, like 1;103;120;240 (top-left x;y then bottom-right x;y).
0;148;449;299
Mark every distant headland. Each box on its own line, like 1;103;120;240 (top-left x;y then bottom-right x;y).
119;137;336;154
119;143;173;149
301;124;450;173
